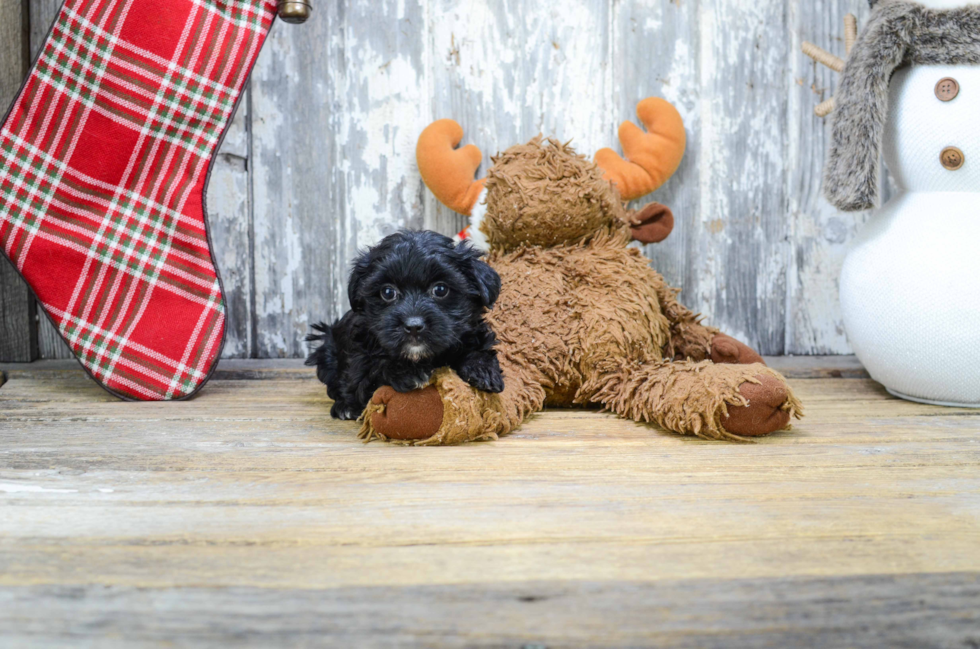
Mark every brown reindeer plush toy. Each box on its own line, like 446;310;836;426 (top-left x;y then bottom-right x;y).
360;98;802;445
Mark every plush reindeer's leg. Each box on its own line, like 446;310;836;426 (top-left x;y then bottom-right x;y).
654;281;716;362
567;252;792;439
359;354;545;446
592;359;802;441
653;277;764;366
710;333;765;366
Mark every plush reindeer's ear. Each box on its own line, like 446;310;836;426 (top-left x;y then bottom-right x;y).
629;202;674;244
417;119;486;216
595;98;686;201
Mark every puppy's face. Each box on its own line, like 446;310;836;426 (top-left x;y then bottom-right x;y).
348;231;500;361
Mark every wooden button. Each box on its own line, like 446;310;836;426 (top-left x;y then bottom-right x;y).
941;146;964;171
936;77;959;101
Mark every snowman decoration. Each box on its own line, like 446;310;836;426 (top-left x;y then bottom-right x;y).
804;0;980;407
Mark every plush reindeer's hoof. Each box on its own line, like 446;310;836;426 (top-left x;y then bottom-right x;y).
711;333;765;366
723;374;792;437
369;386;444;441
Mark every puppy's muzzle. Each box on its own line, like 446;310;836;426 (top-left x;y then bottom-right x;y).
403;316;425;335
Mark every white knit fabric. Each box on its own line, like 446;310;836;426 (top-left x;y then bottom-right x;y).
883;66;980;192
841;63;980;406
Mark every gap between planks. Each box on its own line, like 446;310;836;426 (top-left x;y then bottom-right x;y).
0;355;870;386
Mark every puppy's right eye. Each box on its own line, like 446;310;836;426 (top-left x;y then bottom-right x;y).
380;285;399;303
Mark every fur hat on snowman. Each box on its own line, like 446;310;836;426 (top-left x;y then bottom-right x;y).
805;0;980;211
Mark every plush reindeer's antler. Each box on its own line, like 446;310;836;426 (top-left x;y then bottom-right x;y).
594;98;686;202
416;119;486;216
802;14;858;117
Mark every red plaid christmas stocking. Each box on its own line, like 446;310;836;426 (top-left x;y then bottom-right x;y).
0;0;277;400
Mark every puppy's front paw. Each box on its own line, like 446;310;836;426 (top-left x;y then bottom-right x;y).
457;354;504;393
390;369;432;393
330;401;359;420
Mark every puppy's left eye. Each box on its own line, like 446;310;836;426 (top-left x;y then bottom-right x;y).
430;283;449;299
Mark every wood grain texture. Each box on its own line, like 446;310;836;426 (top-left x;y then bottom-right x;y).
0;363;979;645
28;0;72;360
787;0;867;354
27;0;58;51
35;304;71;358
1;574;978;648
0;0;37;363
249;0;348;358
206;99;254;358
0;261;35;362
3;1;905;358
614;0;699;292
696;0;789;353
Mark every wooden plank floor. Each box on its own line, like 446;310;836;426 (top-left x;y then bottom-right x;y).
0;358;978;648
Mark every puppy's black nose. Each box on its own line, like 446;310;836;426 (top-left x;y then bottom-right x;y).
403;316;425;334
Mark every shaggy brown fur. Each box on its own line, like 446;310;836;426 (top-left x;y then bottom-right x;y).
361;137;802;444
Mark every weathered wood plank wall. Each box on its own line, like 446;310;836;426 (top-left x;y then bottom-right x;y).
0;0;36;361
31;0;72;359
2;0;883;360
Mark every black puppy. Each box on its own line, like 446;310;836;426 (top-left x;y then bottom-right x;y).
306;230;505;420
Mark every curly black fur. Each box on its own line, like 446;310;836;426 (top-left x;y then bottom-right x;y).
306;230;504;420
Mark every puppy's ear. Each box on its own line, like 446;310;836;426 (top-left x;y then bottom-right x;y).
457;242;501;308
347;250;373;311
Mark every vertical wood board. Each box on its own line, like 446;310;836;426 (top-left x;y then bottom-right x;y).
612;0;701;311
250;1;350;358
206;97;254;359
0;0;37;363
692;0;790;352
30;0;71;359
